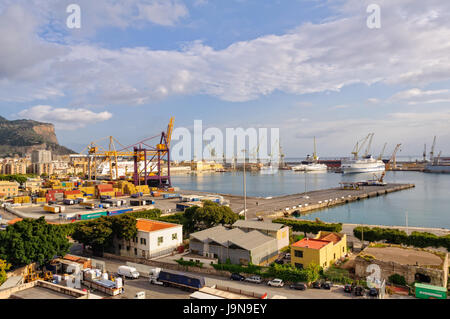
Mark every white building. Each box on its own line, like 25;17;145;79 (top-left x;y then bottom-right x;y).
114;219;183;259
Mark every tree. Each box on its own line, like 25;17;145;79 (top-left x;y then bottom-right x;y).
304;263;322;283
111;215;138;240
0;259;11;286
183;201;239;231
0;217;71;267
71;217;114;255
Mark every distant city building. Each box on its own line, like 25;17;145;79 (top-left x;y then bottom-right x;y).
0;180;19;197
32;162;54;176
31;150;52;164
291;231;347;270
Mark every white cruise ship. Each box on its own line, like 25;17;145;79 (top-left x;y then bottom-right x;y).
341;156;385;174
292;137;327;172
341;133;385;174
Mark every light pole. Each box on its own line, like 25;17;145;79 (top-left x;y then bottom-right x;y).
242;149;247;220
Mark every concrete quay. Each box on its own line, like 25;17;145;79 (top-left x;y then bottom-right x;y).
194;183;416;220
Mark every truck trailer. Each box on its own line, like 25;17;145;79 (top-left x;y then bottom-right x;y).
157;269;205;291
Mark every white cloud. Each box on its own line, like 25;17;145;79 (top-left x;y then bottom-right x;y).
17;105;112;130
2;0;450;107
390;88;450;105
138;0;188;26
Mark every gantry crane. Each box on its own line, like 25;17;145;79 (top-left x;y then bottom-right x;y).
78;117;174;187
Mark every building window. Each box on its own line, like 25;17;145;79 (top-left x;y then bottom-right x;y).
172;233;178;240
343;247;345;252
157;236;163;246
134;248;137;255
294;250;303;258
334;253;336;259
295;263;303;269
140;238;146;245
126;246;130;251
118;244;122;250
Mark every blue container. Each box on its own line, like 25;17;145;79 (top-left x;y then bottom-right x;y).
158;270;205;290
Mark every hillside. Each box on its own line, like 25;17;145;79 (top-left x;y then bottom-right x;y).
0;116;75;157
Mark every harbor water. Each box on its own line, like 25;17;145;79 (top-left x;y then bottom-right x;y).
171;170;450;229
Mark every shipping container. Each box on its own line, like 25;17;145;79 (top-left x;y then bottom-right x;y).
163;193;181;199
107;208;133;216
158;270;205;291
77;211;108;220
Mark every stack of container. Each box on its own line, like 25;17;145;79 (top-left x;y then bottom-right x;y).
33;197;46;204
64;190;82;199
46;189;64;202
96;184;115;198
13;196;31;204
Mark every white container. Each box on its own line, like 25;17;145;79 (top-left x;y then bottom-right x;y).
102;273;108;280
115;277;123;288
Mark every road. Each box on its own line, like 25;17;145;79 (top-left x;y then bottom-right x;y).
88;254;367;299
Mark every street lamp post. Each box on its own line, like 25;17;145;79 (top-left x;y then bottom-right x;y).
242;149;247;220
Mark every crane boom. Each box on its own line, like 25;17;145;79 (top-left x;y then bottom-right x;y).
364;133;375;157
430;136;436;162
378;142;387;160
352;134;371;159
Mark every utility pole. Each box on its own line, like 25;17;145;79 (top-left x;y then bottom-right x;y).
405;211;408;236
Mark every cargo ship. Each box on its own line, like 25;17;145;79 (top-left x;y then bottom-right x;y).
292;137;327;172
424;157;450;173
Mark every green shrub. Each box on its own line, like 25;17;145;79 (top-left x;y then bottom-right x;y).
353;227;449;250
175;258;203;268
389;274;407;286
272;218;342;234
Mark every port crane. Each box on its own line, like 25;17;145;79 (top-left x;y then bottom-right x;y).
422;144;427;162
429;136;436;162
351;133;372;160
77;117;174;187
373;143;402;183
378;142;387;161
363;133;375;158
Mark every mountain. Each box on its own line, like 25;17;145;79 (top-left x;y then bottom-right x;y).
0;116;75;157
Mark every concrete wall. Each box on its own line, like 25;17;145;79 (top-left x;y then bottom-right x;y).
355;253;448;287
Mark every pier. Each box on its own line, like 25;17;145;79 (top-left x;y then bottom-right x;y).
202;183;416;220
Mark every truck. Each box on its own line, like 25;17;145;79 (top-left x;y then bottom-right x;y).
157;269;205;291
148;267;163;285
117;265;140;279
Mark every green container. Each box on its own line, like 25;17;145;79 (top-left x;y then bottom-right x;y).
80;211;108;220
415;283;447;299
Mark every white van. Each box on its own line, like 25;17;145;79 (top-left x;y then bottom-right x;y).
117;265;140;279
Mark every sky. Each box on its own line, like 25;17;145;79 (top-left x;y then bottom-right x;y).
0;0;450;159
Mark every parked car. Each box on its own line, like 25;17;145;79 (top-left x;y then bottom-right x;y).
344;284;353;293
267;278;284;287
368;288;379;297
230;273;245;281
321;281;333;290
312;281;322;289
354;285;365;296
289;282;307;290
245;275;262;284
117;265;140;279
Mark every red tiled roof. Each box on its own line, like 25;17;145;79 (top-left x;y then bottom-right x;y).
319;233;342;244
136;219;178;232
292;238;331;250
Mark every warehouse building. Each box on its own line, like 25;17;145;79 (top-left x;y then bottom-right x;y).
189;226;279;266
114;219;183;259
291;231;347;270
232;220;290;251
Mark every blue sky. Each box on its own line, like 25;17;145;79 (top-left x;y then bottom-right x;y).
1;0;450;158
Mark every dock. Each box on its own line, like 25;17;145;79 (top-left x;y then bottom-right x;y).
210;183;416;220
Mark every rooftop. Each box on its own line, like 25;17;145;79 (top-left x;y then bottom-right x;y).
361;247;444;266
292;238;331;250
233;220;285;232
7;218;23;225
318;232;342;244
136;219;180;232
190;226;276;251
